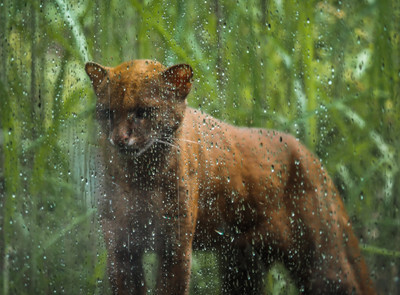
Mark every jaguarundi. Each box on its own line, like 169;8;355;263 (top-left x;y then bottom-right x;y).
85;59;376;295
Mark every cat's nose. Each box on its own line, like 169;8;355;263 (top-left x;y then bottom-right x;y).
118;134;138;148
114;127;132;146
109;132;129;147
115;133;130;147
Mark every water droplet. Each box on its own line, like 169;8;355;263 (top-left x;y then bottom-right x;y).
215;229;224;236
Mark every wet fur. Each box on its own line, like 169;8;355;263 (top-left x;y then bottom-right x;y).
85;59;375;295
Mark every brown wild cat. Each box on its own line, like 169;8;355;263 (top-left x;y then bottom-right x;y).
85;59;375;295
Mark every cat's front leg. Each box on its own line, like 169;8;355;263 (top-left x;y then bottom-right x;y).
155;205;197;295
101;219;147;295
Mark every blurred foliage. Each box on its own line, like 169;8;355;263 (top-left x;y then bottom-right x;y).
0;0;399;294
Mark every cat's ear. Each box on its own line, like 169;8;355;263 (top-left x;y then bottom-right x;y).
162;64;193;99
85;62;108;91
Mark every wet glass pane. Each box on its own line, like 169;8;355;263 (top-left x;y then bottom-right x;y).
0;0;398;294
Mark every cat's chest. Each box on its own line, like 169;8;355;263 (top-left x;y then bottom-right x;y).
102;161;178;207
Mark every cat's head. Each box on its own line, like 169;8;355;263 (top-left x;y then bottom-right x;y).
85;59;193;155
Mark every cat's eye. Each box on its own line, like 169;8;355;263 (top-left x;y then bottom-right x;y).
135;107;146;119
134;107;153;119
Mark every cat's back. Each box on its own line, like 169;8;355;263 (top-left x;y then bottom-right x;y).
179;107;296;163
177;107;300;192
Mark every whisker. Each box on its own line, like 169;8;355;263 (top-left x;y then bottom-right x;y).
174;138;201;145
155;139;180;150
136;138;156;156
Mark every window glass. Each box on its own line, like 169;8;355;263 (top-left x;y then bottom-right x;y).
0;0;398;294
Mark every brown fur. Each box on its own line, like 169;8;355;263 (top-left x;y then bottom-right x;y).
85;59;376;295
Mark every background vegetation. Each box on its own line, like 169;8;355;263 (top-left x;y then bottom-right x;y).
0;0;399;294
